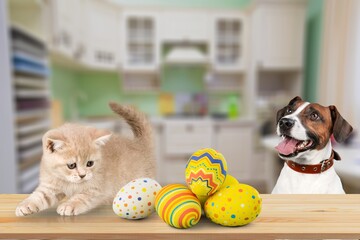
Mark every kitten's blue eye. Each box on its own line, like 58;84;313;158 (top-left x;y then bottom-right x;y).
67;163;76;169
87;161;94;167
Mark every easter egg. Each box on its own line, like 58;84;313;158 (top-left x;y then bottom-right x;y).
204;183;262;227
196;194;208;208
113;178;162;219
197;174;238;208
185;148;228;196
220;174;239;189
155;184;201;229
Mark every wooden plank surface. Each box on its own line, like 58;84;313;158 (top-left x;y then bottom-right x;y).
0;194;359;239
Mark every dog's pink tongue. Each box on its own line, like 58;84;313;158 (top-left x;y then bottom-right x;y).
275;137;298;155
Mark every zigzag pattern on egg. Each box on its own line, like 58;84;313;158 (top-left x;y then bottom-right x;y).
186;170;218;196
186;150;227;176
185;148;228;196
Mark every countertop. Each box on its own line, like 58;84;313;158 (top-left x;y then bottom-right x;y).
1;194;359;239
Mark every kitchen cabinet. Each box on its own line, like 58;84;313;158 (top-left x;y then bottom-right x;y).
253;0;306;69
158;11;209;42
214;123;254;180
83;0;120;70
164;120;213;155
122;10;159;72
47;0;83;59
47;0;120;70
210;13;248;72
155;119;256;185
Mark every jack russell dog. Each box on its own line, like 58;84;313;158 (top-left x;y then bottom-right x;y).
272;96;353;194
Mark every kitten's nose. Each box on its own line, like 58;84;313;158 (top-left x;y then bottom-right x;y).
79;174;86;179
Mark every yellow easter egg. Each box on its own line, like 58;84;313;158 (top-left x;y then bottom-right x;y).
220;174;239;189
155;184;201;229
196;194;208;207
185;148;228;196
197;174;238;208
204;183;262;227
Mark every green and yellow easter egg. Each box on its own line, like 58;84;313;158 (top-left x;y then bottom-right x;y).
185;148;228;196
155;184;201;229
204;183;262;227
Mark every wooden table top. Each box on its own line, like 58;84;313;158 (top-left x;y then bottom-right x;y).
0;194;359;239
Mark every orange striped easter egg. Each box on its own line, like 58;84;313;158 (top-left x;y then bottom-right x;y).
155;184;201;229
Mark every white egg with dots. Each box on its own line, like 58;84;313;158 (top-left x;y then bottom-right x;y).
113;178;162;219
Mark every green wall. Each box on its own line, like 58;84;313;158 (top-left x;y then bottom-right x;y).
304;0;323;102
51;65;79;120
51;66;160;119
76;71;159;117
161;66;205;93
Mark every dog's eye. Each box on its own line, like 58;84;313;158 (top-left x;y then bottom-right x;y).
310;112;319;121
286;108;292;114
67;163;77;169
86;161;94;167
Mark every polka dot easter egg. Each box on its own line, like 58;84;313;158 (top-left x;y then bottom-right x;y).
197;174;238;208
220;174;239;189
155;184;201;229
204;183;262;227
185;148;228;197
113;178;162;219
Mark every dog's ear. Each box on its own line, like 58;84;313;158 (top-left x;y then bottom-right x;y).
288;96;303;106
329;105;353;143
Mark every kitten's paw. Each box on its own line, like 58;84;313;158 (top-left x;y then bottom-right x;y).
57;202;88;216
15;201;40;216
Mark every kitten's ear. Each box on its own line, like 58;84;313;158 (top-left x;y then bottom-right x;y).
92;129;112;147
43;129;66;153
94;134;112;147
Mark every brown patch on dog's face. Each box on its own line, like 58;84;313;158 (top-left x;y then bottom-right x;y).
297;103;333;150
276;96;305;123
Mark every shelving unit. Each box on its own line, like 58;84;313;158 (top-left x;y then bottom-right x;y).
9;25;50;193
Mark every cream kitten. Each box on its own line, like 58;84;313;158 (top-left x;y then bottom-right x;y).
15;103;155;216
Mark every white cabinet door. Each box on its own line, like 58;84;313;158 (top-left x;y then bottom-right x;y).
50;0;83;58
210;12;248;72
256;4;306;69
122;10;159;72
83;0;120;70
164;121;213;155
214;125;253;180
159;11;209;42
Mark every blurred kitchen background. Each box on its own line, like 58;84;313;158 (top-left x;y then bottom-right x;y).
1;0;359;194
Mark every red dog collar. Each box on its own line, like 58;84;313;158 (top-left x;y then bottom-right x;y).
286;150;339;174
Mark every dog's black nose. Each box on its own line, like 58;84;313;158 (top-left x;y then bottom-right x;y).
279;118;295;130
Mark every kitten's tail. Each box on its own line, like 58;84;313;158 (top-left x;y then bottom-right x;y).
109;102;152;142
